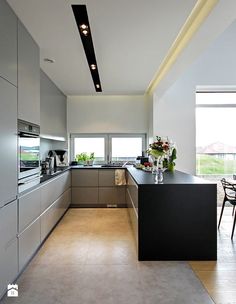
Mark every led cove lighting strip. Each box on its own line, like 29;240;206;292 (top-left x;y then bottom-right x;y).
146;0;218;95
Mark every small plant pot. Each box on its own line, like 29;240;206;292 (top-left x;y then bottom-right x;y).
84;160;94;166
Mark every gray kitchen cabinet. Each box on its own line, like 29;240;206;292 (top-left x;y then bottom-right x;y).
0;0;17;85
18;218;41;271
99;187;126;205
41;202;58;241
57;188;71;218
18;20;40;125
0;200;17;251
98;169;116;186
71;187;98;205
71;169;99;206
40;70;67;139
72;169;98;187
0;239;18;298
126;172;138;246
41;188;71;241
127;172;138;213
71;169;126;207
98;169;126;206
41;171;71;212
18;187;41;233
0;78;17;208
0;200;18;298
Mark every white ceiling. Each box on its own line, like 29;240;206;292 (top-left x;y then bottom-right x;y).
7;0;199;95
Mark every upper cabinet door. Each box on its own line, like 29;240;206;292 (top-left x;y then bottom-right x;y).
0;78;17;207
18;20;40;125
0;0;17;86
40;70;67;139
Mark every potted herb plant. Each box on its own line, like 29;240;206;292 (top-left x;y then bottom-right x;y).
75;152;95;166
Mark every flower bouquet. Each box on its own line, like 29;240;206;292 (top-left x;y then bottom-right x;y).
147;136;177;172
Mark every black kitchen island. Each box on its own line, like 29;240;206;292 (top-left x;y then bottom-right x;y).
126;167;217;261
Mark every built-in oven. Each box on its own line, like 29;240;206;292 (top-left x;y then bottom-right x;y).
18;120;40;192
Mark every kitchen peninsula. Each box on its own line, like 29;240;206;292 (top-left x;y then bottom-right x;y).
126;167;217;261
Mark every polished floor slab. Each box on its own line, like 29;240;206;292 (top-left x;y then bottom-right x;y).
3;207;234;304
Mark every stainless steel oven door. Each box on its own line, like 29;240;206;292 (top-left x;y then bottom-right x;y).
18;132;40;179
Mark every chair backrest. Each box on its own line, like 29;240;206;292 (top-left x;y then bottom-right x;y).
221;178;236;201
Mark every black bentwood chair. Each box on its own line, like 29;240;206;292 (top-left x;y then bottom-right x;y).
218;178;236;239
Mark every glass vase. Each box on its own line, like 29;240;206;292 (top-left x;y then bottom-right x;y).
155;168;164;183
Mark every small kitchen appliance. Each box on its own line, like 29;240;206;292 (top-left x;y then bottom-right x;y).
48;150;68;167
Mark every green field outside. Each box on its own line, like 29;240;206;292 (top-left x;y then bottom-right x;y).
20;153;39;161
196;154;236;175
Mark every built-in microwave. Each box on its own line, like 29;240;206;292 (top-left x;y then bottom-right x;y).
18;120;40;192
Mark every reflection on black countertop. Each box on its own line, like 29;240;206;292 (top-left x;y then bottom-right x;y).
127;167;214;186
40;166;70;183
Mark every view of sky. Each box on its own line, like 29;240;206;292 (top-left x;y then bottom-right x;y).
74;137;142;159
196;92;236;147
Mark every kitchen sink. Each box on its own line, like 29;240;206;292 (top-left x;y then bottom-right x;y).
101;164;124;168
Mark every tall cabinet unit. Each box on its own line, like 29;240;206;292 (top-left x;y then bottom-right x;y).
18;20;40;125
0;78;17;208
0;1;18;298
0;0;17;85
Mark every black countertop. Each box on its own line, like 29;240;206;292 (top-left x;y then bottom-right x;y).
40;166;71;183
71;165;127;169
40;165;214;186
127;167;214;186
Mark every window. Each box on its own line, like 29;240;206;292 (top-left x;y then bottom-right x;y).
74;137;105;162
196;91;236;175
110;136;144;162
71;133;146;163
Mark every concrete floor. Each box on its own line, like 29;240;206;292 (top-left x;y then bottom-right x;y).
2;207;235;304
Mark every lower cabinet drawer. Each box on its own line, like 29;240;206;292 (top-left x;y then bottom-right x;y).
18;218;41;272
41;189;71;242
71;187;98;205
18;187;41;233
99;187;126;205
126;188;138;247
0;239;18;298
0;199;17;246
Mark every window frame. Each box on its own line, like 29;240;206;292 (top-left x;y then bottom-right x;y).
196;90;236;176
70;133;146;164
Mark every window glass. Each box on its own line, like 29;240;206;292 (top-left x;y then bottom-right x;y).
196;99;236;175
196;92;236;105
71;133;146;163
74;137;105;162
111;137;143;161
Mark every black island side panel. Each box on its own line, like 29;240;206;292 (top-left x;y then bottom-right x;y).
138;183;217;261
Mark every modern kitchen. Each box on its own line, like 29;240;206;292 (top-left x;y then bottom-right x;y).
1;1;236;303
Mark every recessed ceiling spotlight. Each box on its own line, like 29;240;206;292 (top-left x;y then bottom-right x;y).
82;29;89;36
44;58;55;63
80;24;89;36
80;24;87;29
72;4;102;92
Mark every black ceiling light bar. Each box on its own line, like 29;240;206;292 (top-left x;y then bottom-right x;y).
72;5;102;92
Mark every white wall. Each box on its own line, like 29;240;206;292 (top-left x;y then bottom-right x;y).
154;20;236;175
67;95;148;134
